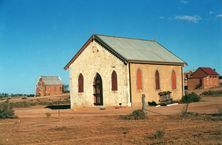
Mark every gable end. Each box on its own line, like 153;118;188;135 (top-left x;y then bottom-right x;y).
64;35;128;70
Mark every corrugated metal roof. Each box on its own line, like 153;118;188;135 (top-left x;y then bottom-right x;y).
96;34;185;64
41;76;63;85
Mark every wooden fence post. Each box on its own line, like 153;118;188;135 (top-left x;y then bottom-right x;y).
142;94;146;113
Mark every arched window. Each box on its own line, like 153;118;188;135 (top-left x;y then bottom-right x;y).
155;70;160;89
111;71;118;91
137;68;142;90
172;70;176;89
78;73;84;93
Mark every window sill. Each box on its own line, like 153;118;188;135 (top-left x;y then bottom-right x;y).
78;92;84;95
137;89;143;92
112;90;118;93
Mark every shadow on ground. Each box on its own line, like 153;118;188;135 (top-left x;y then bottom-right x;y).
46;105;70;110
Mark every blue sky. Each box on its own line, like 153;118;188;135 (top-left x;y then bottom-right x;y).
0;0;221;94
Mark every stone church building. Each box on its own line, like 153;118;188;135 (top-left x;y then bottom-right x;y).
65;34;186;108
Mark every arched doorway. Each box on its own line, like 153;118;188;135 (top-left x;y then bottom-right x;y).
93;73;103;105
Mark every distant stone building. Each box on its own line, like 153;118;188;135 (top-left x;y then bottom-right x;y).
65;34;186;108
187;67;219;90
36;76;63;96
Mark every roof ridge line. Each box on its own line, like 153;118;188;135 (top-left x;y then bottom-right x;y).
94;34;156;42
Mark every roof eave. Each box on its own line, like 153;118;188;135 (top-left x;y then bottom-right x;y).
128;59;186;66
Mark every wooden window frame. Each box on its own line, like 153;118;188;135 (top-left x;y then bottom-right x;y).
78;73;84;93
137;68;142;90
111;71;118;91
172;70;177;89
155;70;160;90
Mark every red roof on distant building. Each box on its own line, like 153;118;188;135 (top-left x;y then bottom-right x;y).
190;67;219;79
199;67;219;75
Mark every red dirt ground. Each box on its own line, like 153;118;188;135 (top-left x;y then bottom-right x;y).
0;96;222;145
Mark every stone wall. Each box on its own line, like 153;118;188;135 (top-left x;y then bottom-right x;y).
68;40;131;108
129;63;183;106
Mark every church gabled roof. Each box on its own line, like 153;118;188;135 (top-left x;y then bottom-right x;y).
65;34;187;69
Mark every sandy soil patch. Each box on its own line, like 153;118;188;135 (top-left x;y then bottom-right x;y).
0;96;221;145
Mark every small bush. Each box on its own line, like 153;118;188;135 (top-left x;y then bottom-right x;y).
45;112;51;118
121;109;146;120
153;129;165;139
181;92;200;103
0;103;16;119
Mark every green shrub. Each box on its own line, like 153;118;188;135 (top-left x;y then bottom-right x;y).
181;92;200;103
122;109;146;120
0;103;16;119
153;129;165;139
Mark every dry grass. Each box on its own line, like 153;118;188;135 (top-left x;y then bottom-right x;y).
0;94;70;108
